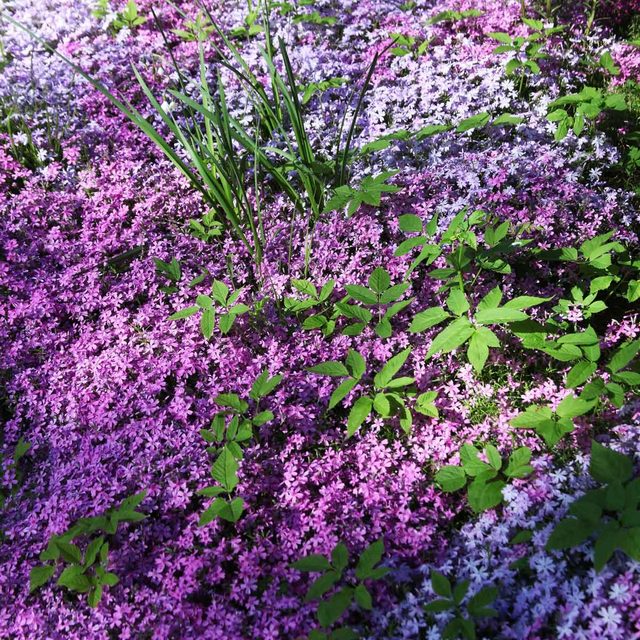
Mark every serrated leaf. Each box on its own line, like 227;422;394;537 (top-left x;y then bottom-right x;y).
427;317;474;357
308;361;350;377
29;565;55;593
409;307;451;333
435;466;467;492
347;396;373;437
374;347;412;388
291;554;332;572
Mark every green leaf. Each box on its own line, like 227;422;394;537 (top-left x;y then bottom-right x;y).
475;308;528;324
409;307;451;332
331;542;349;572
556;395;593;419
424;599;455;613
546;517;594;550
291;554;331;572
492;113;524;126
308;361;350;377
211;446;239;492
29;565;55;593
345;285;378;305
467;478;505;512
435;466;467;492
305;571;341;602
399;214;423;232
503;295;550;310
374;347;412;388
467;331;490;372
608;339;640;373
430;570;452;597
218;313;235;335
456;112;490;132
318;587;353;628
218;497;244;522
468;586;499;617
453;579;469;604
56;542;82;565
427;317;474;357
594;525;620;572
57;565;91;593
369;267;391;293
355;538;385;580
211;280;229;305
354;584;373;610
590;440;633;485
446;289;470;316
329;378;358;410
504;447;533;478
460;444;491;476
566;360;597;388
477;286;502;310
347;396;373;437
200;308;215;339
485;445;502;471
168;305;199;321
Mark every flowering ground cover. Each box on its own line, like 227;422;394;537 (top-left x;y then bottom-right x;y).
1;0;639;638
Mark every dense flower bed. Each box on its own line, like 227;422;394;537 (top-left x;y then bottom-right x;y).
0;1;639;638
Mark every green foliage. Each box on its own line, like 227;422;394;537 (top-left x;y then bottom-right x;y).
308;347;432;437
547;440;640;572
510;395;595;447
112;0;147;30
169;279;249;339
323;171;401;217
171;11;215;41
388;33;430;58
435;444;533;512
284;278;337;336
301;77;348;105
339;267;413;338
411;285;548;372
547;87;627;140
229;10;264;38
29;491;147;606
427;9;483;24
397;208;533;285
489;19;563;92
290;539;389;638
198;371;281;525
423;570;498;639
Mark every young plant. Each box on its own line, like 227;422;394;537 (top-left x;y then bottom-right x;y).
153;257;182;294
410;286;549;372
424;570;498;640
169;280;249;339
29;491;147;607
489;19;563;93
510;394;595;447
323;171;401;217
197;370;281;525
113;0;147;30
284;278;337;336
547;440;640;571
397;209;532;286
435;444;533;512
579;338;640;408
290;539;389;639
547;87;627;140
338;267;413;338
308;347;427;436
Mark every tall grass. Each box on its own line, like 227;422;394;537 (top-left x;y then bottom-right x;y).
4;1;382;280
